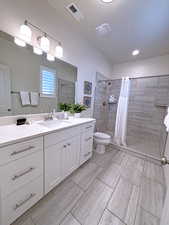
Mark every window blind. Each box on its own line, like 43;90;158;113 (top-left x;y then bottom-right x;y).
40;66;56;97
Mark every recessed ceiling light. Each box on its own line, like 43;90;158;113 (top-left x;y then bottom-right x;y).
132;49;140;56
101;0;113;3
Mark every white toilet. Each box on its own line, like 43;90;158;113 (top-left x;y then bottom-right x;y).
94;132;111;154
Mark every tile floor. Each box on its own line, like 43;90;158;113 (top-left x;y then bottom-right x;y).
12;147;166;225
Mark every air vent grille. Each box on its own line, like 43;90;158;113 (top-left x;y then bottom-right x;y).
66;3;84;22
69;5;77;13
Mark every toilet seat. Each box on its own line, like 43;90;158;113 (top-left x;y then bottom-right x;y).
94;132;111;140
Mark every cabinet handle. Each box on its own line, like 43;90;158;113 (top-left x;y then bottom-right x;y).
11;146;35;156
14;193;36;210
67;143;71;146
63;145;67;148
85;137;92;141
84;152;91;157
12;167;35;181
86;125;93;129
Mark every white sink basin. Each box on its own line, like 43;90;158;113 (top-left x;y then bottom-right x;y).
38;119;72;128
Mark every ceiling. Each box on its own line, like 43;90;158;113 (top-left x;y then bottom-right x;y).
47;0;169;64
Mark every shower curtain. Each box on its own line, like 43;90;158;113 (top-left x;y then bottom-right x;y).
114;77;131;146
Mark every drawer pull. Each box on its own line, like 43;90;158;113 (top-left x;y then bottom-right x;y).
14;193;36;210
84;152;91;157
85;137;92;141
67;143;71;146
63;145;67;148
11;146;35;156
86;126;93;129
12;167;35;181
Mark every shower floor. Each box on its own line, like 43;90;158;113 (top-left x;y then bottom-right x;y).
106;131;162;160
127;135;162;159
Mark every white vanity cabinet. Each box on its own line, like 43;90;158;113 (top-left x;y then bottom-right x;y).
44;121;95;194
0;137;43;225
44;126;81;194
0;119;95;225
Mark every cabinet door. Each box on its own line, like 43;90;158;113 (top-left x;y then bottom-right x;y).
80;132;93;165
45;142;64;194
62;135;80;179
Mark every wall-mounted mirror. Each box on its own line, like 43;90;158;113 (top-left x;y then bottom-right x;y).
0;31;77;117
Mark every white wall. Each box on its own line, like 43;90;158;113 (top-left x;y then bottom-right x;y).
0;0;113;117
111;54;169;79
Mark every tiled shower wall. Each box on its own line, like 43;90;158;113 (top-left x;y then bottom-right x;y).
94;73;109;132
127;76;168;158
106;80;121;133
94;73;121;133
94;74;169;159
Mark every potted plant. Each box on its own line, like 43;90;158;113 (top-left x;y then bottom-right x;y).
69;103;87;118
58;103;71;119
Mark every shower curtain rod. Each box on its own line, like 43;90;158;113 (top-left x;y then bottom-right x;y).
98;73;169;82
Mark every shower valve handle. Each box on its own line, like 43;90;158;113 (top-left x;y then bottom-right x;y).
161;156;169;166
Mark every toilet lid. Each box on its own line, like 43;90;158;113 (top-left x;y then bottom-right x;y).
94;132;111;139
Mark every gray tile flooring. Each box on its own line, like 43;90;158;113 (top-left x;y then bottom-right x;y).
12;147;166;225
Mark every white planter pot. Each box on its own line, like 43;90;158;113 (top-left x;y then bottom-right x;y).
64;111;69;119
74;113;81;118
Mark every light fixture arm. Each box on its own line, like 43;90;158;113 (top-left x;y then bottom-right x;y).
26;20;61;44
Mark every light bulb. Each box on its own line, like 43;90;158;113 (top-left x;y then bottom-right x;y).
55;43;63;58
40;34;50;52
132;49;140;56
14;37;26;47
33;46;43;55
19;21;32;43
47;54;55;61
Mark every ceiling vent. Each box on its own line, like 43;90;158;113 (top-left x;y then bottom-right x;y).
66;3;84;22
96;23;112;36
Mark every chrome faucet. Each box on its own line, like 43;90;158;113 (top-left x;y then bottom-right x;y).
45;108;55;121
45;112;54;121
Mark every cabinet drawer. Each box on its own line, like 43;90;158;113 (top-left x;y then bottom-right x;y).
84;129;94;140
1;176;43;225
82;122;95;133
0;137;43;166
0;151;43;198
44;126;81;148
80;135;93;165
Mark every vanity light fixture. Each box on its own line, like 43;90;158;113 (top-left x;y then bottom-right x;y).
47;53;55;61
132;49;140;56
55;42;63;58
19;20;32;43
101;0;113;3
40;34;50;52
33;46;43;55
14;37;26;47
14;20;63;58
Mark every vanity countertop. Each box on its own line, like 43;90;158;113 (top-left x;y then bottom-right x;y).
0;118;96;148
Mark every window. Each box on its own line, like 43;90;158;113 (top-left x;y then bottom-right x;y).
40;66;56;98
